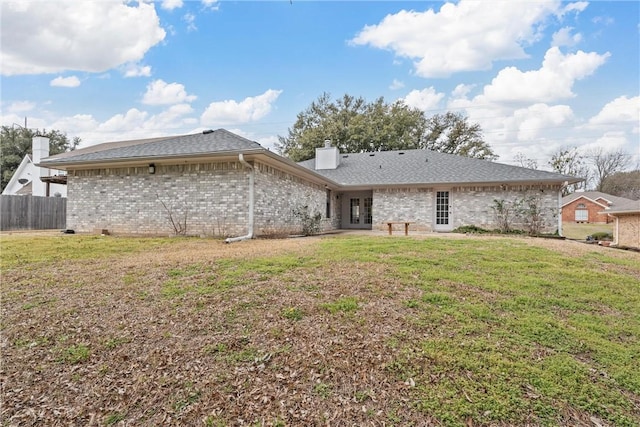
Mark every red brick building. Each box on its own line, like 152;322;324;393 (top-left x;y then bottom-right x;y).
562;192;636;224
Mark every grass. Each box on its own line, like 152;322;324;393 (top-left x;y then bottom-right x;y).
562;222;614;240
1;233;638;426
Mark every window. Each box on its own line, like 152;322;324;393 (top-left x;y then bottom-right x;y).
575;203;588;222
350;198;360;224
326;190;331;218
364;197;373;224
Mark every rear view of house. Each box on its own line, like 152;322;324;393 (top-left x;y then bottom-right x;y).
39;129;580;238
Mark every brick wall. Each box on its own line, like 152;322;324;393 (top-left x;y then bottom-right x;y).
614;214;640;248
561;198;610;223
254;162;340;236
67;163;251;236
373;184;562;233
66;161;339;237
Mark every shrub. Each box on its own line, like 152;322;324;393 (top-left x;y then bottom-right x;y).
452;225;490;234
590;232;613;241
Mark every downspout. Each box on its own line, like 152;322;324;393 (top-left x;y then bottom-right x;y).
558;181;567;236
225;154;254;243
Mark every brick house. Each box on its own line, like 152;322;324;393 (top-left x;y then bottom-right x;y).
561;192;636;224
602;200;640;249
39;129;580;238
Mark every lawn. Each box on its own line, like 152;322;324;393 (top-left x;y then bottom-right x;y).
562;222;614;241
1;233;639;426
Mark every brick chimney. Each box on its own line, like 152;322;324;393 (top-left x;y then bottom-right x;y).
32;136;50;197
315;139;340;170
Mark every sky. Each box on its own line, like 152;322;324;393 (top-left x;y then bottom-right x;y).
1;0;639;170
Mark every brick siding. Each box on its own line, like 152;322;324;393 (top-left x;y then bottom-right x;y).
561;198;611;223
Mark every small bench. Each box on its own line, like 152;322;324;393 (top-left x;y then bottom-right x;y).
386;221;414;236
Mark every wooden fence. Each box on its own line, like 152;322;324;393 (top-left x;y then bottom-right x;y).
0;195;66;231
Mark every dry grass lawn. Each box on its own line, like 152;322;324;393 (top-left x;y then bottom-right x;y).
1;232;639;426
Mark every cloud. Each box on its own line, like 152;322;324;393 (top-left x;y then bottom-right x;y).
142;80;197;106
389;79;405;90
510;104;574;141
351;0;562;77
5;101;36;113
1;1;165;75
483;47;609;103
588;96;640;129
50;76;81;88
161;0;183;11
184;13;197;32
551;27;583;47
202;0;220;11
402;87;444;111
123;63;152;78
201;89;283;126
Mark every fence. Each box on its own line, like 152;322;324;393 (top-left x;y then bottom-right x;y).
0;195;66;231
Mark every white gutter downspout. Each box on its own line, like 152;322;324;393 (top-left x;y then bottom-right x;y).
225;154;255;243
558;181;567;236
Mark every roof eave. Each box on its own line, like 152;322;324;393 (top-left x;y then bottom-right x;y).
38;148;268;170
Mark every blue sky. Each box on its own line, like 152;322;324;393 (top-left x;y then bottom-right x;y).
1;0;638;168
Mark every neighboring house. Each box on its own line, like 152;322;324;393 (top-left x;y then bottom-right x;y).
2;136;68;197
39;129;580;238
601;200;640;249
561;191;635;224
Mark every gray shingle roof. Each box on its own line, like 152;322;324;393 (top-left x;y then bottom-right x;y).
298;149;580;186
603;199;640;214
562;191;636;207
40;129;264;166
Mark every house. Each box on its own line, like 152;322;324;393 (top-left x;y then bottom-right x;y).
561;191;636;224
601;200;640;249
39;129;580;238
2;136;68;197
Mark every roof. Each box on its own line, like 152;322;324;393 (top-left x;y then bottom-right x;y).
562;191;636;208
298;149;580;187
37;129;580;188
602;199;640;215
39;129;264;168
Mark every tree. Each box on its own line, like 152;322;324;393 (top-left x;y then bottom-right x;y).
423;112;497;160
588;148;630;191
1;126;80;191
277;93;496;162
513;152;538;170
600;170;640;200
548;147;590;195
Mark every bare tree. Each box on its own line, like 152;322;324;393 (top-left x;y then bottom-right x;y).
589;148;630;192
514;152;538;170
548;147;590;195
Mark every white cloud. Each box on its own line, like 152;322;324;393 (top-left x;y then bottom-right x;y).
483;47;610;103
123;63;152;78
403;87;444;111
1;1;165;75
351;0;561;77
588;96;640;129
184;13;197;32
389;79;405;90
551;27;582;47
202;0;220;11
510;104;574;141
201;89;283;126
162;0;183;11
561;2;588;15
142;80;197;106
5;101;36;113
50;76;81;88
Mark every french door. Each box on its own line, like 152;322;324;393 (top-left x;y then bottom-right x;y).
434;190;453;231
342;191;373;229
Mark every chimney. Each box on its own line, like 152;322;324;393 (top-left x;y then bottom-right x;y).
32;136;50;197
315;139;340;170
